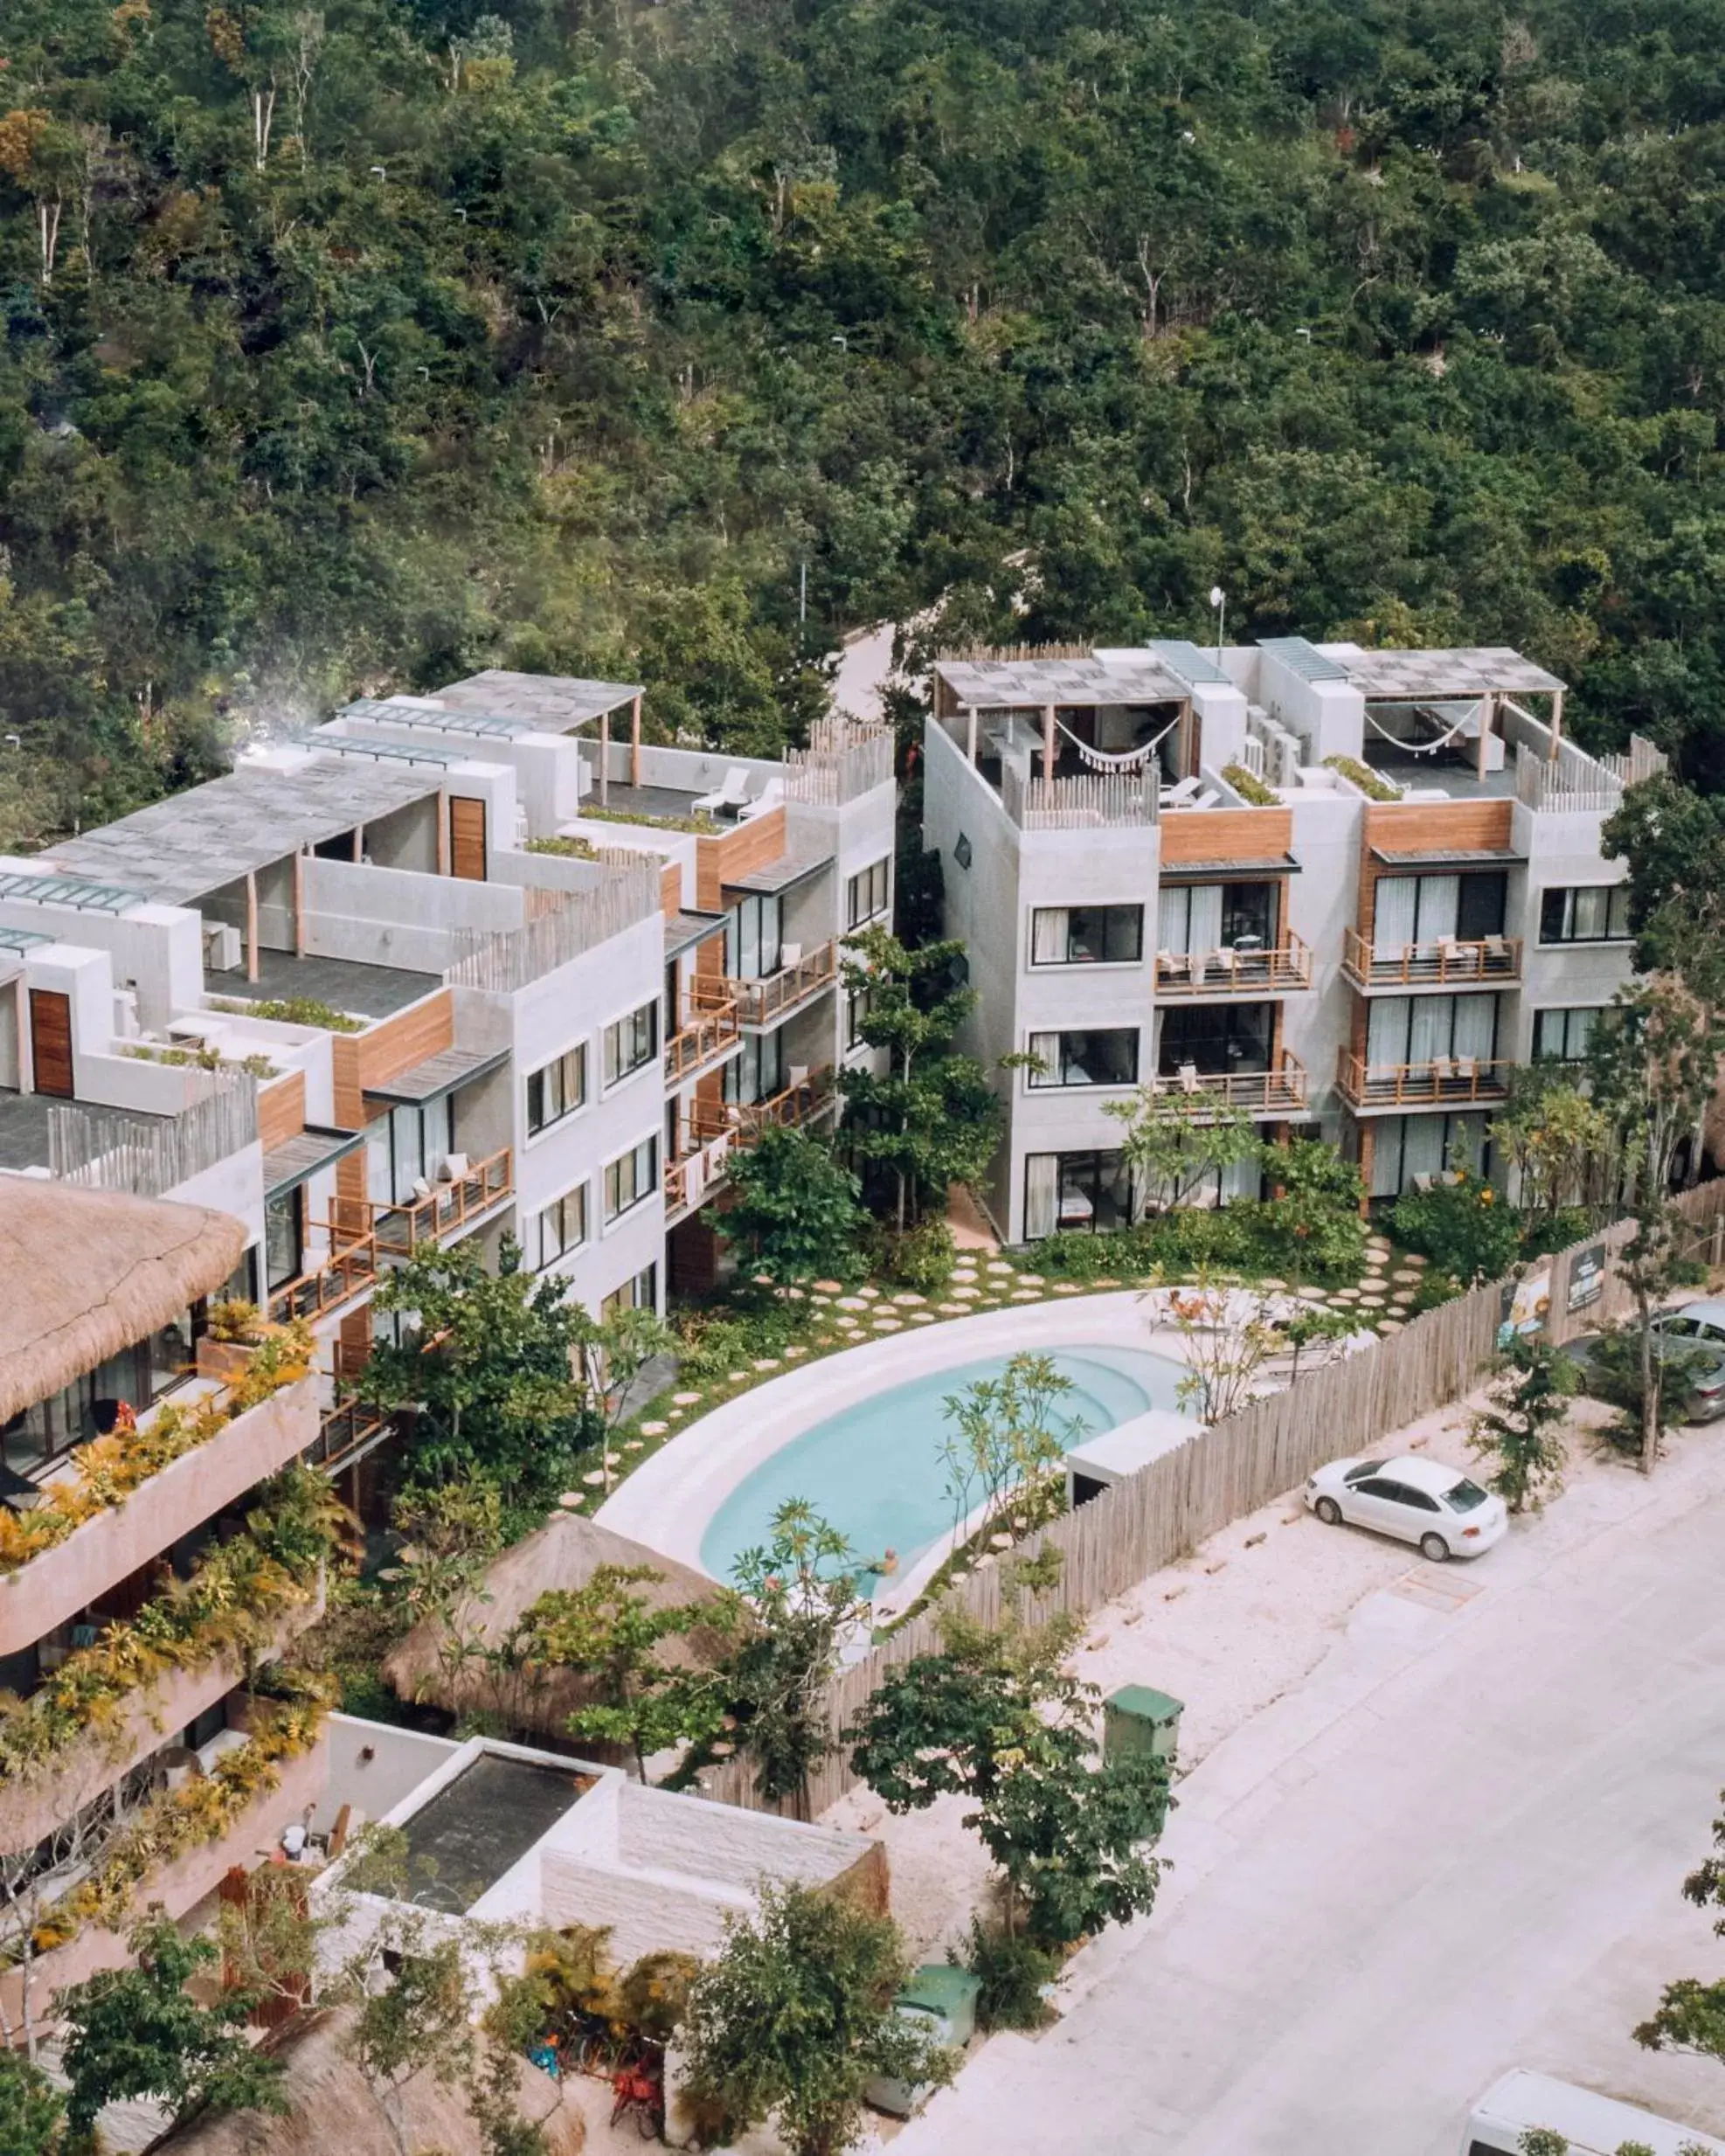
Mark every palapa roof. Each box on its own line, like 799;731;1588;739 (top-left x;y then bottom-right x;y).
383;1512;735;1742
153;2005;584;2156
0;1178;246;1422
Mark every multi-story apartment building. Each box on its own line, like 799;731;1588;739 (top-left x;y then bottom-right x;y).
923;639;1657;1242
0;674;895;1480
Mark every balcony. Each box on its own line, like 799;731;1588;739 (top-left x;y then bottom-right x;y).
1337;1050;1513;1111
727;940;839;1027
1342;928;1521;993
1155;933;1312;999
664;985;742;1085
1001;766;1158;830
304;1397;394;1478
1147;1050;1307;1116
668;1069;838;1223
266;1147;515;1324
0;1376;319;1662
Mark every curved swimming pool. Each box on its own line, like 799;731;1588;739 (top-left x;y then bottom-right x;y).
698;1343;1186;1589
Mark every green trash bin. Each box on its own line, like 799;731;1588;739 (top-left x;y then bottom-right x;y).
1104;1684;1183;1768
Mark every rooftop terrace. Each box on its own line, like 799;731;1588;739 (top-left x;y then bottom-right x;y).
208;948;442;1021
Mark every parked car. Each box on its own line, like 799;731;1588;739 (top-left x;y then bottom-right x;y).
1462;2067;1725;2155
1647;1300;1725;1420
1303;1453;1507;1561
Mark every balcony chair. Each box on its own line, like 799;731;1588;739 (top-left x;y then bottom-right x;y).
738;774;786;822
1177;1062;1201;1096
1157;948;1190;982
1160;775;1202;807
693;766;751;815
778;941;802;971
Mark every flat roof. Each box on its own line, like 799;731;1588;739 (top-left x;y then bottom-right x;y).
435;669;643;730
263;1124;364;1197
722;851;829;898
393;1752;592;1914
934;655;1190;709
51;757;440;905
211;949;442;1021
666;910;728;960
362;1044;508;1106
1337;647;1565;698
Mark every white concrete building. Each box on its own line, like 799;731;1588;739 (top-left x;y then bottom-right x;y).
923;638;1656;1241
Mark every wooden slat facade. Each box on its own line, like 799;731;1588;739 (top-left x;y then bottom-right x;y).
28;988;73;1099
257;1071;307;1153
694;808;787;912
1158;805;1292;865
1358;800;1515;941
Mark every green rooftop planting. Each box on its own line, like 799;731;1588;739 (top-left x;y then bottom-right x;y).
1222;762;1279;807
208;995;365;1033
1322;754;1403;802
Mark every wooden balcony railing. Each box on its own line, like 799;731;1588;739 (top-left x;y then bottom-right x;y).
304;1397;393;1477
1154;932;1312;998
690;1066;838;1147
1337;1049;1513;1108
665;1129;738;1224
726;940;839;1027
1148;1050;1307;1114
1342;927;1522;990
267;1147;514;1322
664;988;741;1085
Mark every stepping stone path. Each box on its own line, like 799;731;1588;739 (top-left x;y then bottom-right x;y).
1052;1282;1082;1295
785;1344;807;1357
605;1452;622;1466
950;1285;980;1300
836;1318;861;1331
1391;1268;1422;1284
640;1422;668;1437
1391;1289;1416;1306
892;1292;926;1307
668;1410;682;1422
1019;1273;1045;1286
1380;1318;1406;1334
910;1311;937;1323
625;1440;644;1453
1093;1278;1122;1288
583;1468;607;1486
1260;1277;1287;1291
1011;1289;1042;1302
986;1261;1015;1275
1331;1288;1361;1302
1299;1286;1329;1301
938;1301;969;1314
558;1493;584;1510
673;1390;703;1406
857;1286;881;1300
1358;1294;1387;1308
753;1357;780;1370
813;1280;844;1294
836;1296;869;1311
873;1316;903;1331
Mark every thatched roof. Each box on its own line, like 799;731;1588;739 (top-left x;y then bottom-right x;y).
0;1177;247;1422
153;2005;585;2156
383;1512;736;1743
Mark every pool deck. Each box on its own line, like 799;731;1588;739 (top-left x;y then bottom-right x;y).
597;1293;1195;1589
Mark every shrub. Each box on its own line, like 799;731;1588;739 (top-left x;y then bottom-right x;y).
878;1217;958;1292
1221;761;1278;806
209;994;364;1033
1322;752;1402;801
675;1298;806;1382
956;1918;1056;2032
1389;1172;1521;1284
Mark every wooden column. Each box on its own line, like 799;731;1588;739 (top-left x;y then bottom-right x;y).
966;704;978;765
293;849;306;959
1356;1122;1375;1215
246;870;260;983
1476;692;1493;783
1042;704;1056;794
599;711;611;808
351;826;364;863
1548;687;1563;761
630;695;643;789
436;792;450;877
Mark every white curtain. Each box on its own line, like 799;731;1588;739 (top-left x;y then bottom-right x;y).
1415;874;1459;940
1451;995;1496;1063
1032;909;1067;965
1187;884;1223;955
1023;1154;1059;1240
1221;1151;1260;1204
1373;877;1418;957
1368;995;1410;1070
1370;1120;1403;1198
1157;888;1188;953
1408;997;1450;1070
1402;1114;1447;1186
1028;1031;1061;1085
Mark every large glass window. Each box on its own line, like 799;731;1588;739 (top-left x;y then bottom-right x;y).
1368;1113;1491;1199
1026;1029;1139;1088
1540;884;1630;944
526;1043;587;1134
1372;872;1507;953
1366;995;1499;1071
365;1098;454;1206
1533;1007;1604;1063
726;1027;786;1106
1023;1150;1136;1238
265;1186;304;1293
1030;904;1144;966
534;1184;587;1268
603;1002;658;1086
1158;883;1278;955
604;1135;659;1223
725;893;782;981
846;857;891;929
1158;1003;1272;1077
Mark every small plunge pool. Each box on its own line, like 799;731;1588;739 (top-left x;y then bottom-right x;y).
698;1343;1187;1589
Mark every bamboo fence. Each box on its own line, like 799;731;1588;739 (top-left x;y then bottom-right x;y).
696;1181;1725;1819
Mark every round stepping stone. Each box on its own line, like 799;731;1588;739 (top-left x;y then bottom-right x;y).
625;1440;644;1452
910;1311;937;1324
1052;1282;1081;1295
1093;1277;1122;1288
836;1296;869;1311
668;1410;682;1421
1260;1277;1286;1291
835;1316;861;1330
582;1468;606;1486
857;1286;880;1300
785;1344;807;1357
558;1492;584;1509
813;1279;844;1294
1379;1317;1405;1334
1392;1269;1422;1284
753;1357;780;1371
938;1301;968;1314
986;1261;1015;1275
949;1285;980;1300
1299;1285;1329;1301
892;1292;926;1307
640;1421;668;1436
728;1369;749;1382
1391;1289;1416;1306
1010;1289;1042;1302
1331;1288;1361;1302
1358;1293;1387;1308
1018;1272;1045;1286
673;1390;703;1406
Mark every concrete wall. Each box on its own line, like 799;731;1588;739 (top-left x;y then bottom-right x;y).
1282;788;1368;1128
1510;800;1635;1064
0;1376;318;1660
303;857;524;975
323;1714;462;1825
0;893;202;1037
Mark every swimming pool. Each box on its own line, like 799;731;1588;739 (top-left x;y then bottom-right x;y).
698;1343;1187;1589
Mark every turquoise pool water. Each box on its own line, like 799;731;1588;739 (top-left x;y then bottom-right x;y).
699;1344;1186;1589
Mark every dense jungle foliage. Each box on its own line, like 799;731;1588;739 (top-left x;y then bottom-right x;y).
3;0;1725;842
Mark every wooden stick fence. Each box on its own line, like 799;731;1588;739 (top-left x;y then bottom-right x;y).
696;1185;1725;1819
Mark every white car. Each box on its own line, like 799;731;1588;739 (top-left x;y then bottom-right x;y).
1303;1453;1507;1561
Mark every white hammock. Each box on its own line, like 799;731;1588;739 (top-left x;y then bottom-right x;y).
1363;700;1485;758
1056;710;1181;773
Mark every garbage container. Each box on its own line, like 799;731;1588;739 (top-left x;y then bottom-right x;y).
864;1965;982;2117
1104;1684;1183;1768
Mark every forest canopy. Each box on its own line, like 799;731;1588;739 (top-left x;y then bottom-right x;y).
4;0;1725;843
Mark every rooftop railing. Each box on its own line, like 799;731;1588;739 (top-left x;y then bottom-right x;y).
48;1078;259;1197
783;718;894;807
1001;765;1159;830
1337;1049;1513;1108
445;861;661;992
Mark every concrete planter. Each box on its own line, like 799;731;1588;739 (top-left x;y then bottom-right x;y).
196;1335;258;1384
0;1376;319;1660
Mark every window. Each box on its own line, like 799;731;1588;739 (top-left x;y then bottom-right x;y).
1023;1150;1136;1238
1367;1112;1492;1198
845;985;874;1050
725;893;781;981
1157;881;1278;955
365;1098;454;1206
604;1135;659;1222
727;1027;785;1106
953;834;973;872
264;1187;304;1293
1026;1029;1139;1088
1159;1002;1272;1077
1532;1007;1604;1063
1446;1479;1489;1512
1365;994;1499;1071
534;1184;587;1268
1030;905;1144;966
526;1043;587;1135
847;856;891;927
1370;871;1506;953
603;1002;658;1086
602;1263;658;1320
1540;884;1630;944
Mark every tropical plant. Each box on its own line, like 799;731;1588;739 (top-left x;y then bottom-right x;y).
1163;1278;1281;1422
0;2047;62;2155
955;1917;1057;2033
1105;1089;1260;1217
1467;1338;1576;1514
680;1881;952;2156
720;1125;868;1286
1636;1786;1725;2075
1389;1168;1521;1286
936;1352;1081;1548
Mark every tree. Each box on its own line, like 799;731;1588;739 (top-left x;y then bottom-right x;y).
837;925;1001;1228
1164;1278;1281;1421
1492;1066;1616;1226
722;1124;868;1286
57;1911;288;2141
1467;1337;1575;1514
1274;1303;1357;1384
725;1501;869;1817
0;2049;63;2156
1389;1164;1521;1287
385;1474;507;1702
1105;1089;1261;1218
1636;1787;1725;2072
1258;1137;1368;1283
515;1563;735;1779
680;1881;952;2156
937;1352;1082;1547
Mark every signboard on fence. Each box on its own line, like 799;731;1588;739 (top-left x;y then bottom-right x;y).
1498;1265;1553;1348
1566;1240;1608;1314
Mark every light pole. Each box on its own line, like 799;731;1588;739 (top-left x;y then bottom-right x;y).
1209;584;1226;659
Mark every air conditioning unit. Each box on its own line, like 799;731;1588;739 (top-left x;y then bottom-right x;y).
1269;730;1304;788
203;922;243;973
